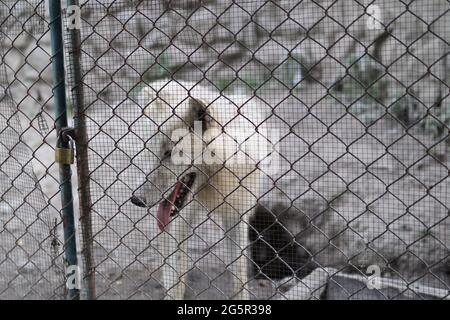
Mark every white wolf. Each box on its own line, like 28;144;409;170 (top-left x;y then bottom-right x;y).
131;80;277;300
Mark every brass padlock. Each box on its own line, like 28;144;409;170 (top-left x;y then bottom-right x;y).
55;137;74;165
55;147;74;164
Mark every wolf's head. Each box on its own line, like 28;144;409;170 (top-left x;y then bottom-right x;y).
131;82;274;231
130;83;216;231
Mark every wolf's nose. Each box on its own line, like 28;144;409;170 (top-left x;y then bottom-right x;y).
130;195;147;208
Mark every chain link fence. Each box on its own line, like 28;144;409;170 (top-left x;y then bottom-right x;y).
0;0;66;299
1;0;449;299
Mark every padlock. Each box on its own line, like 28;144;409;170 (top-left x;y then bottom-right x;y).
55;136;75;165
55;147;74;164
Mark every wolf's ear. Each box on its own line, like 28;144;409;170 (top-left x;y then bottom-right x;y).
189;97;212;130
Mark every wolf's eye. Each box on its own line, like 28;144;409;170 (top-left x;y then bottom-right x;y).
162;150;171;160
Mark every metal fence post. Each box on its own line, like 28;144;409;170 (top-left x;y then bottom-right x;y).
48;0;80;300
66;0;96;300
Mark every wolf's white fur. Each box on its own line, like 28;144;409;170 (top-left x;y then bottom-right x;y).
134;80;271;300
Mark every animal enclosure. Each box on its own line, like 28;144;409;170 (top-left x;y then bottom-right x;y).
0;0;449;300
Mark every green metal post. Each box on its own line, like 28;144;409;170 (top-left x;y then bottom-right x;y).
48;0;80;300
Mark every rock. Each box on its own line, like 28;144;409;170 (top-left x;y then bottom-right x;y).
325;272;447;300
326;274;402;300
277;268;329;300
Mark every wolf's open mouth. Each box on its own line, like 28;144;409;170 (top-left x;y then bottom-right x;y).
156;172;196;231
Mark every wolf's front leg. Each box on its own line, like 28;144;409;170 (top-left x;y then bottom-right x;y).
224;214;250;300
161;215;190;300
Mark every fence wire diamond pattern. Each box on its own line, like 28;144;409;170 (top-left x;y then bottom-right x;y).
0;0;449;300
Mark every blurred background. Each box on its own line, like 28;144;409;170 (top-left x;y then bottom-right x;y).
0;0;448;299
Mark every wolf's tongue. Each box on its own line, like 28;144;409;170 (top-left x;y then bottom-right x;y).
157;180;183;231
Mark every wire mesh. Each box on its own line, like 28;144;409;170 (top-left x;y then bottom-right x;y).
0;0;449;300
64;0;449;300
0;0;66;299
